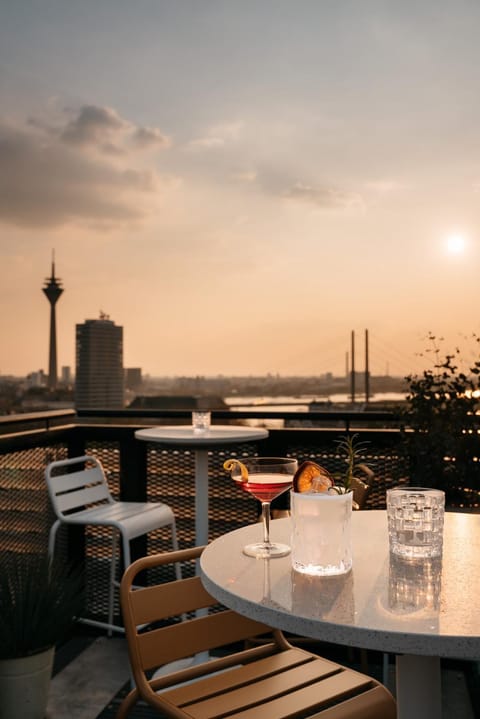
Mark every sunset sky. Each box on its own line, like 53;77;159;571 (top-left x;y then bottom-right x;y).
1;1;479;379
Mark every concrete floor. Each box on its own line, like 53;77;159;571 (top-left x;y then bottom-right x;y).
47;637;130;719
46;635;476;719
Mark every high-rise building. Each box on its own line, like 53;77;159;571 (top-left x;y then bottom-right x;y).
42;252;63;389
125;367;142;391
61;366;72;385
75;314;124;409
26;370;46;388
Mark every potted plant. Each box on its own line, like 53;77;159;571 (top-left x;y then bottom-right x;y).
0;552;84;719
333;433;374;509
292;433;374;509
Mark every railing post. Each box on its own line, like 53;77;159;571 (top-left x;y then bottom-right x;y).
260;432;285;457
119;432;147;501
120;431;148;560
67;429;86;461
66;429;87;569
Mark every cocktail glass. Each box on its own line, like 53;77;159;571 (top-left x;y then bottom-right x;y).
228;456;297;558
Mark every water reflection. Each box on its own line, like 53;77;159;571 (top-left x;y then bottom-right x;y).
388;552;442;614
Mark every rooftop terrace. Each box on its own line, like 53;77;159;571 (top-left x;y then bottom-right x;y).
1;407;478;717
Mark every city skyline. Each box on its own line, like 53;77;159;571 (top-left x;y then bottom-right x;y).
1;2;479;379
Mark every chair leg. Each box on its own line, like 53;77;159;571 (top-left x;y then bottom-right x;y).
108;532;120;637
78;529;126;635
170;519;182;581
49;520;125;635
122;534;132;572
383;652;391;688
47;520;61;561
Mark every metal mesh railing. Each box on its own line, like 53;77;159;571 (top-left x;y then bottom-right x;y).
0;417;418;626
144;441;263;548
267;431;410;509
0;444;67;555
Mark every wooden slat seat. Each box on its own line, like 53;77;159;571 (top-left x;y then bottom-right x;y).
117;546;396;719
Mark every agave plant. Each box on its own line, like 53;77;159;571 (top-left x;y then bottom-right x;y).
333;433;371;492
0;552;84;659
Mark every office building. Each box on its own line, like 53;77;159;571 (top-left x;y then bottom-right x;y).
26;370;46;388
61;366;72;385
125;367;142;391
75;314;124;409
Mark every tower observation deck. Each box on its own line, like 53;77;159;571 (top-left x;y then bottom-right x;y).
42;253;64;389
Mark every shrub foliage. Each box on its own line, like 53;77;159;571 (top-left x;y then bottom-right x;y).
402;335;480;505
0;553;84;659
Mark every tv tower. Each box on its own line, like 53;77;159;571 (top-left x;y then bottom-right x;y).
42;251;64;390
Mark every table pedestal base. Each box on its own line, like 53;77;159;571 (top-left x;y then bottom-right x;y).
396;654;441;719
195;450;209;546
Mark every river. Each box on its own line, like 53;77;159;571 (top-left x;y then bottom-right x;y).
225;392;407;412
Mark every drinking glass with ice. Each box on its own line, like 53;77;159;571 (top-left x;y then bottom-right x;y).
291;461;353;576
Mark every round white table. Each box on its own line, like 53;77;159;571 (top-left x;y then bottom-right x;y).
200;510;480;719
135;425;268;546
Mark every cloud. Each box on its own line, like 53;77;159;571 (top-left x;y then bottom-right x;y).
60;105;127;148
284;182;364;210
187;121;243;150
231;170;257;183
0;105;171;228
364;180;404;194
189;136;225;149
132;126;171;149
52;104;170;153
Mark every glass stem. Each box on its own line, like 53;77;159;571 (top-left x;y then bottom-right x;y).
261;502;271;545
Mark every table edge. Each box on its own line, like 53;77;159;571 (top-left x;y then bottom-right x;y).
200;515;480;661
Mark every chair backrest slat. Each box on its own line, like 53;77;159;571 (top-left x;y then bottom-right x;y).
352;464;375;510
55;483;111;513
137;610;271;670
46;458;112;516
130;576;213;625
48;466;104;494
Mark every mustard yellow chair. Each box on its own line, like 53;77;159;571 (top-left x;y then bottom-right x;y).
117;546;396;719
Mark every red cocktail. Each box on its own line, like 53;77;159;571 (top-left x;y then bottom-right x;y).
225;457;298;558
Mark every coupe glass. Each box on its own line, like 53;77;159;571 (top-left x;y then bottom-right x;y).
229;457;297;558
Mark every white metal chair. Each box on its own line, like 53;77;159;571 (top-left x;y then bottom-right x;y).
45;454;180;635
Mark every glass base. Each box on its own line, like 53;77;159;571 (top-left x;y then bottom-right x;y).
243;542;291;559
292;559;352;576
390;542;442;559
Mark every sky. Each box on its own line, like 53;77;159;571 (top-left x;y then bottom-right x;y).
1;0;480;379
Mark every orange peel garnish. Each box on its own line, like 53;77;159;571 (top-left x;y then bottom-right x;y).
223;458;249;482
293;461;333;493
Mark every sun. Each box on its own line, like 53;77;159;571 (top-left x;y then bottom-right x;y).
445;233;467;255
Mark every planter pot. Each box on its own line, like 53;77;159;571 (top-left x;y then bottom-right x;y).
0;647;54;719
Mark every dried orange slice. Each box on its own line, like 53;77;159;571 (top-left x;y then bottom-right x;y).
293;461;333;493
223;458;249;482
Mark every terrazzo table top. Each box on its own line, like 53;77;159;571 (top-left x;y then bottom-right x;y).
200;510;480;660
135;424;268;547
135;425;268;447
